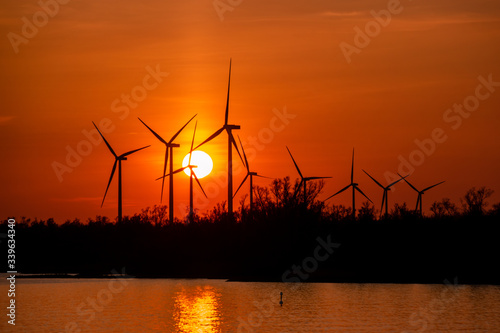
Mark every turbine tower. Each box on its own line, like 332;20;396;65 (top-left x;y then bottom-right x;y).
194;59;243;217
233;135;271;213
138;114;196;223
399;174;445;216
325;149;372;219
286;146;331;206
363;170;407;217
93;122;150;223
157;121;207;223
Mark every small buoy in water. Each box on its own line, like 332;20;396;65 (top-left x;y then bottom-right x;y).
280;292;283;306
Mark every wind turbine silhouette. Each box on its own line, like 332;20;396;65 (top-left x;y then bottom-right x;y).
233;135;271;213
157;121;207;223
193;59;244;217
93;122;150;223
399;173;445;216
286;146;331;206
325;149;372;219
363;170;407;217
138;114;196;223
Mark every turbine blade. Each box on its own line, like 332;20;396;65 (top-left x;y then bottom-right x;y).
286;146;303;179
93;121;117;158
324;184;351;201
155;167;187;181
237;135;250;173
398;173;419;192
307;176;332;180
121;145;150;158
422;181;445;192
362;169;384;189
188;121;198;165
193;127;224;150
190;121;197;152
169;114;197;143
137;117;167;144
229;132;245;167
188;121;198;166
355;186;373;203
351;148;354;184
224;59;232;126
101;160;117;207
387;174;408;188
233;174;249;198
255;174;272;179
193;173;207;198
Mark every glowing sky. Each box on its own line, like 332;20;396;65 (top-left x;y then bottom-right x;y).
1;0;500;222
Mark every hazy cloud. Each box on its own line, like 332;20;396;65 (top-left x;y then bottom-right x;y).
0;116;14;125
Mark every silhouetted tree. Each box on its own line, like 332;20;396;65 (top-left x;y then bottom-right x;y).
358;201;376;221
390;202;417;220
254;185;273;212
270;176;294;207
489;202;500;217
325;204;352;221
139;204;168;226
461;187;494;215
203;202;229;224
430;198;458;218
304;179;326;208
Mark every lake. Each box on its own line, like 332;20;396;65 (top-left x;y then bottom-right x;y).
2;277;500;332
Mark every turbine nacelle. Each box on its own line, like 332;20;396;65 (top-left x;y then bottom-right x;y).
225;124;241;130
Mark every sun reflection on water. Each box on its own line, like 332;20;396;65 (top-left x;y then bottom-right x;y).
173;285;222;333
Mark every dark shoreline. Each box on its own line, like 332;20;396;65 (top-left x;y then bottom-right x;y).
12;273;500;286
4;204;500;288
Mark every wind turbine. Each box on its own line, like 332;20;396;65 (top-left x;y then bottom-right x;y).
193;59;244;216
286;146;331;206
138;114;196;223
93;122;150;223
324;149;372;219
399;173;445;216
157;121;207;223
233;136;271;213
363;170;407;217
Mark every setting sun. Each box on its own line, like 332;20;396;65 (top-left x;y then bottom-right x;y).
182;151;213;179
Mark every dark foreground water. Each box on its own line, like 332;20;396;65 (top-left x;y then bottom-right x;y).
1;276;500;332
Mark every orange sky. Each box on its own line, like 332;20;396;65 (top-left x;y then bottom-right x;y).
1;0;500;222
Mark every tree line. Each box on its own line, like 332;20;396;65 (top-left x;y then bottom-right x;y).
2;179;499;284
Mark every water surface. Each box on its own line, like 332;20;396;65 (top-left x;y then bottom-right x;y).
1;277;500;332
